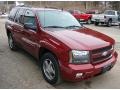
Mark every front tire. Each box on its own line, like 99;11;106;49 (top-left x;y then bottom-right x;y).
40;53;62;85
8;33;17;50
95;22;99;26
107;20;112;27
86;19;91;24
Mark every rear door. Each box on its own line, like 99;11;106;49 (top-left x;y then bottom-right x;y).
117;11;120;22
6;7;18;40
107;11;117;22
13;8;25;46
113;11;119;22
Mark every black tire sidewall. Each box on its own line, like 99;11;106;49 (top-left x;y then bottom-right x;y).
95;22;99;26
107;20;112;27
8;33;17;50
40;53;61;85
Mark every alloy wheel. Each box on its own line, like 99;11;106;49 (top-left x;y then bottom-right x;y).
43;59;55;80
8;34;13;49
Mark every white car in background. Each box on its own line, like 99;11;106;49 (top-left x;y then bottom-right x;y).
85;10;100;23
93;10;120;27
91;14;101;23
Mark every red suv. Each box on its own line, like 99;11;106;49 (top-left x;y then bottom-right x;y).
5;7;118;85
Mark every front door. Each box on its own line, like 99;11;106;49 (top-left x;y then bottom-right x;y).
21;9;38;57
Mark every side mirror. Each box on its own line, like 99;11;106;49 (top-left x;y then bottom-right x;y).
24;23;36;30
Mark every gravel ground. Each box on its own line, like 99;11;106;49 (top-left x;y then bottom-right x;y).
0;19;120;89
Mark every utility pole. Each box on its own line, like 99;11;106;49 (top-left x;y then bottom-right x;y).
39;1;41;7
6;1;8;13
104;1;107;10
31;1;32;6
84;1;87;10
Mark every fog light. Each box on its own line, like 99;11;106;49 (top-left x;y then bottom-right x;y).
76;73;83;78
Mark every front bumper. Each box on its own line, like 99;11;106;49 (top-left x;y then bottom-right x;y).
61;51;118;82
95;19;107;23
77;19;88;22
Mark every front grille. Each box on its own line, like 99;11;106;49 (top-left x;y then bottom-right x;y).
92;45;113;64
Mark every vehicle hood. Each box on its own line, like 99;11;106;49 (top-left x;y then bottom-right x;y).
94;14;105;19
45;27;114;50
92;14;99;18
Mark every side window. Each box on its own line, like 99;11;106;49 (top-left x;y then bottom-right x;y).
23;10;36;28
117;12;120;21
107;11;115;15
111;11;115;15
117;11;120;16
14;8;24;24
8;8;18;21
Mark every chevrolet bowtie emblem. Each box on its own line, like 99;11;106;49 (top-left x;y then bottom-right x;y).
102;51;108;56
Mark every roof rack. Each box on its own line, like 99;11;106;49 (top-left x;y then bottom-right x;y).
15;5;30;8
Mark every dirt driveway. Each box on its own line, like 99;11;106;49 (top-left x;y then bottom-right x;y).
0;19;120;89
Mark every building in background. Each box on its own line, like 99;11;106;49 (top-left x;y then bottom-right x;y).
0;1;15;13
0;1;120;13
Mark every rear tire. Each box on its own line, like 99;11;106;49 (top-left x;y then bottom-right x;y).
40;52;62;85
8;33;17;50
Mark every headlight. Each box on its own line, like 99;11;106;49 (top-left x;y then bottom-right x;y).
69;50;90;64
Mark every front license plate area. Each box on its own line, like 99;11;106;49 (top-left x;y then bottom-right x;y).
101;64;112;73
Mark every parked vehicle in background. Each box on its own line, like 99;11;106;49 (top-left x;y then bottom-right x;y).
85;10;101;23
68;10;92;24
93;10;120;26
5;6;118;85
0;12;2;15
85;10;99;14
0;13;8;18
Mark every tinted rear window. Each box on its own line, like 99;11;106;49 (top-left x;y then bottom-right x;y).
14;8;25;24
8;8;18;21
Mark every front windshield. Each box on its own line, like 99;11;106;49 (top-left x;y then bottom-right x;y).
37;10;81;29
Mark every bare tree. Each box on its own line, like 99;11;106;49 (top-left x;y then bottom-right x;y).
109;1;120;10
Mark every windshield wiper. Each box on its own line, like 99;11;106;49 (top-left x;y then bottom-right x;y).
43;26;65;28
65;25;81;29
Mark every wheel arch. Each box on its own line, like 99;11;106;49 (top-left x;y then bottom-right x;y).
38;47;59;63
109;18;112;21
6;28;11;37
39;46;62;85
